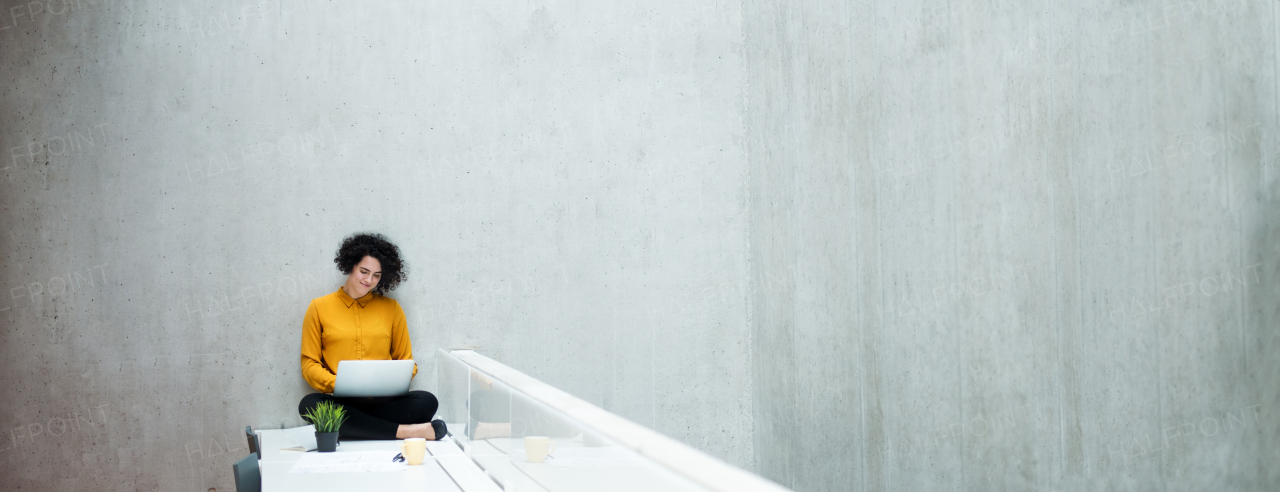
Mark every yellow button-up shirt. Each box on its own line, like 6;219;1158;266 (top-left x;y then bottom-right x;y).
300;288;417;393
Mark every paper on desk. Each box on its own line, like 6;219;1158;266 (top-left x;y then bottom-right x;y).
289;450;408;473
513;447;647;468
277;425;318;451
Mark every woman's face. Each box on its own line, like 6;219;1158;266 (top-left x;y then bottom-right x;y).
344;255;382;299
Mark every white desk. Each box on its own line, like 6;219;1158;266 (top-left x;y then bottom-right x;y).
459;436;703;492
465;440;550;492
256;427;501;492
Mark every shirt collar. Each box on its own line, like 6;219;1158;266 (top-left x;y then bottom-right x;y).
336;287;374;308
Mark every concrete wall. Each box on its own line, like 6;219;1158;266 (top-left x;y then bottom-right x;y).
0;1;752;490
745;0;1280;490
4;0;1279;491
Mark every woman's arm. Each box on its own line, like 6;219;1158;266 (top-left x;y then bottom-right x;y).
300;301;337;393
390;300;418;378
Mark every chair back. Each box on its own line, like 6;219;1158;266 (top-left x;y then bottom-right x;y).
231;453;261;492
244;426;261;459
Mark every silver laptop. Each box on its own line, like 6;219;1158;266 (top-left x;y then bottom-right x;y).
332;360;415;397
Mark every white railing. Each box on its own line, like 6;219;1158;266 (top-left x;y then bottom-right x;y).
437;349;791;492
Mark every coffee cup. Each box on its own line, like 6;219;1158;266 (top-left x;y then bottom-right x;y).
524;436;556;463
401;437;427;465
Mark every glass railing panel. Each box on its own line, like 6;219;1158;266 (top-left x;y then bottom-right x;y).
435;348;471;435
498;379;705;491
438;349;790;492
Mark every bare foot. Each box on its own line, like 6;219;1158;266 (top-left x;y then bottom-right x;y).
395;423;437;440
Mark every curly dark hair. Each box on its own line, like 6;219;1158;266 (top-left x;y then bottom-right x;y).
333;233;407;295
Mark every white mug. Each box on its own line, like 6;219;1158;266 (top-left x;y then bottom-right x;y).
524;436;556;463
401;438;427;466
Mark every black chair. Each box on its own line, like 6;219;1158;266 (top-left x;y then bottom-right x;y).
244;426;261;459
232;453;261;492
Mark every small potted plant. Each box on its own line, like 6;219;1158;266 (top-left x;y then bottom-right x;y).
302;401;347;452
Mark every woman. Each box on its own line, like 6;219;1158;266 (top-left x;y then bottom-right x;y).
297;233;446;440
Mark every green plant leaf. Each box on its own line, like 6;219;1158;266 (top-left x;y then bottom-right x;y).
303;401;348;433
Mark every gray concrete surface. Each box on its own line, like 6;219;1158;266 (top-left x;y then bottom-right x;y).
744;0;1280;490
1;0;1277;491
0;1;751;490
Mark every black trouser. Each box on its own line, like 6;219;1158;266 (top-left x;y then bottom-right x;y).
298;390;439;440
